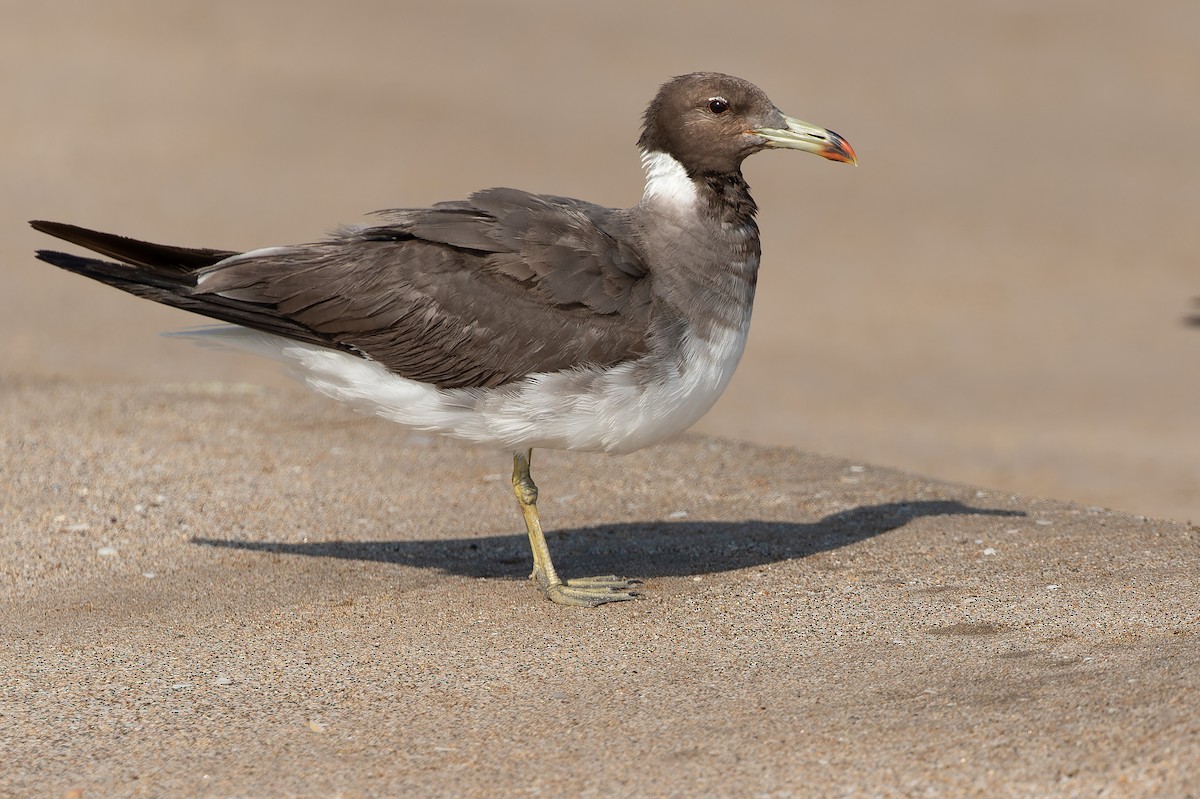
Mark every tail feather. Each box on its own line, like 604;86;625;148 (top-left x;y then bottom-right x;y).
30;221;344;351
31;216;240;310
29;220;237;271
34;249;196;293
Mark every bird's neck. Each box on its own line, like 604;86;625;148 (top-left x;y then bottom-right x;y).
696;171;759;230
637;150;759;231
633;150;761;337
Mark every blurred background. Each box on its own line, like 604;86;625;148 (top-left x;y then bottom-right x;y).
3;1;1197;521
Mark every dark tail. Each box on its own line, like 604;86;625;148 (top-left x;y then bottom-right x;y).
30;220;237;271
30;219;239;301
30;220;333;347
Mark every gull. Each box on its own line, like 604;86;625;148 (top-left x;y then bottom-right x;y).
31;72;856;606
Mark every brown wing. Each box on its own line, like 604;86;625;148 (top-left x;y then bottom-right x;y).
32;189;654;389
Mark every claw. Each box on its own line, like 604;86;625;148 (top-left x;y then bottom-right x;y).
566;575;642;589
543;580;639;607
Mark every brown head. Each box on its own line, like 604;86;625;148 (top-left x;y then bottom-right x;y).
637;72;856;177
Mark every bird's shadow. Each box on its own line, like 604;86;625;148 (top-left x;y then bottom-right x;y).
192;500;1024;581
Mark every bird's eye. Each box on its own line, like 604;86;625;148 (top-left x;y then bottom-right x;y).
708;97;729;114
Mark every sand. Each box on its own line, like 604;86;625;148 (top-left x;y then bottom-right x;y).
2;381;1198;796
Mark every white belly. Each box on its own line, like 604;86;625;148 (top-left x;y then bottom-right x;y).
181;319;749;455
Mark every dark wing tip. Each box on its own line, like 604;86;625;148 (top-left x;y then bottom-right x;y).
30;219;73;236
34;248;93;270
29;220;239;270
30;220;108;243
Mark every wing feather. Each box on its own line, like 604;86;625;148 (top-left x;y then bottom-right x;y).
33;190;653;389
38;190;655;389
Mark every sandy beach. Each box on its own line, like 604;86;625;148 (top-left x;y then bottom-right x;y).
3;381;1198;796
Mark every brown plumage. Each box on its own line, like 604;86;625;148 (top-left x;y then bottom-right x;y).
33;187;655;390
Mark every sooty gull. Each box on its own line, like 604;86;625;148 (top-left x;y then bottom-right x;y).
30;72;856;607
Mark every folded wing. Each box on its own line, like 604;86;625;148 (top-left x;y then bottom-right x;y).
32;189;654;389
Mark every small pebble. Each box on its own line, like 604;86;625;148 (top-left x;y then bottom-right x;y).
982;547;997;556
61;523;91;533
668;510;688;519
97;546;118;557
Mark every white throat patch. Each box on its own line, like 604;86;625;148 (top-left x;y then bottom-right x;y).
640;150;699;212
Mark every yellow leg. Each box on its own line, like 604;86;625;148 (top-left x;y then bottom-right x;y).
511;450;638;607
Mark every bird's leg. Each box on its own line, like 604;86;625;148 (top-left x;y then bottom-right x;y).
511;449;638;607
511;449;561;588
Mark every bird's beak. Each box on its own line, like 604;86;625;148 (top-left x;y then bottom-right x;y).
751;115;858;165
